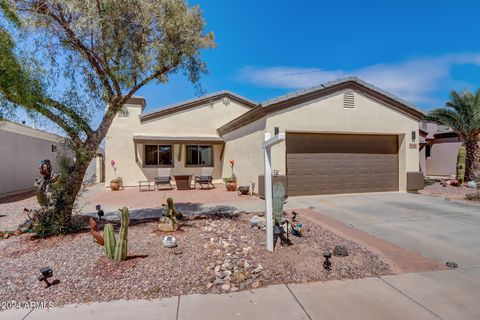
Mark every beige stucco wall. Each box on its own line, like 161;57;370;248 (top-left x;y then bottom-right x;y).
105;98;251;187
426;142;462;177
223;90;420;192
222;118;266;188
0;121;63;197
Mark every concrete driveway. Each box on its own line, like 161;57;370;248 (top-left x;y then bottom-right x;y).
286;192;480;268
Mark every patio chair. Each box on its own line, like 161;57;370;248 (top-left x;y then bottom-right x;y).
194;167;215;189
154;176;173;190
194;175;215;189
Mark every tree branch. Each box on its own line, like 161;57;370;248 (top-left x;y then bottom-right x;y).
2;91;83;146
26;3;116;99
43;98;94;138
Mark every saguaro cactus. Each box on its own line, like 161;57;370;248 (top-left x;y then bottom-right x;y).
457;145;466;183
273;183;285;225
103;224;116;259
114;207;129;262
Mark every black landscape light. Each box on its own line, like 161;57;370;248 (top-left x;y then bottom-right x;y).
96;204;104;220
323;251;332;271
38;267;54;288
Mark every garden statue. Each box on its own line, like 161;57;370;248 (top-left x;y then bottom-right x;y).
35;159;54;206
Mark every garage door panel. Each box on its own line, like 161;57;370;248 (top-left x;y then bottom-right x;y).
287;137;399;196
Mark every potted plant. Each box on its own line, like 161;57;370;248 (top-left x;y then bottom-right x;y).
223;160;237;191
110;160;121;191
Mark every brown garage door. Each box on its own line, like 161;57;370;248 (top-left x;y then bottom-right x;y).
286;133;399;196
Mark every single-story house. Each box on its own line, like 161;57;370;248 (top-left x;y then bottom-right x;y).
0;121;63;197
0;120;104;197
105;77;424;196
419;121;472;177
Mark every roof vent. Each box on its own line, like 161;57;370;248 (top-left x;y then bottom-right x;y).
343;92;355;109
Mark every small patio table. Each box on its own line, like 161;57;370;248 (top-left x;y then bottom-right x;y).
173;175;193;190
138;180;153;191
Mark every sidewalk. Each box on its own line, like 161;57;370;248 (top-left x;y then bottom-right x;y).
3;268;479;320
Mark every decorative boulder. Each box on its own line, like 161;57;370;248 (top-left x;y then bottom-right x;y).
467;181;477;188
158;217;178;232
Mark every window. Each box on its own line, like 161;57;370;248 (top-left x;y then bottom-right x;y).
144;145;173;166
51;145;57;152
186;145;213;166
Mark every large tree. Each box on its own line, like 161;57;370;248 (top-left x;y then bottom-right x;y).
425;89;480;182
0;0;214;234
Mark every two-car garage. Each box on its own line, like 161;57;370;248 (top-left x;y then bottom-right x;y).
219;78;424;196
286;133;399;196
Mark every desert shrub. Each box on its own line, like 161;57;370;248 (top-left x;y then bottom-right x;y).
466;192;480;201
424;177;436;186
32;152;86;237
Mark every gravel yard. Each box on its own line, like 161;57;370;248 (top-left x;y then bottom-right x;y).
419;181;479;203
0;191;39;231
0;211;391;307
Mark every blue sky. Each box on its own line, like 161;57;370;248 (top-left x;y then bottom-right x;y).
137;0;480;114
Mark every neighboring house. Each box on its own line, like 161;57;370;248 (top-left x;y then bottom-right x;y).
0;120;105;198
0;121;64;197
106;77;424;196
419;121;466;177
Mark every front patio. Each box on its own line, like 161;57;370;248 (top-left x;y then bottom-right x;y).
79;183;264;219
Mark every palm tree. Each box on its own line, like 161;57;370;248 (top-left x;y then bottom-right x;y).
425;89;480;182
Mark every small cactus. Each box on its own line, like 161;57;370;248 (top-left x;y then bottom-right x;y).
103;224;116;259
114;207;129;262
167;197;183;220
273;183;284;225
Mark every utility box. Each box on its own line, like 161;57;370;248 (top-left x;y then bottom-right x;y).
258;174;288;199
407;171;425;191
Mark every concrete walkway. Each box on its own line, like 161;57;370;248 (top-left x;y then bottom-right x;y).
3;268;479;320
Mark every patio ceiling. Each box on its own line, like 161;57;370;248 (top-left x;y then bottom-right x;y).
133;134;224;144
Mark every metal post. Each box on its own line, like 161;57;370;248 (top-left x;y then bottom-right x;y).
264;133;273;251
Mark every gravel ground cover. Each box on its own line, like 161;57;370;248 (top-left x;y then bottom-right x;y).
0;212;391;307
0;191;38;231
419;182;479;203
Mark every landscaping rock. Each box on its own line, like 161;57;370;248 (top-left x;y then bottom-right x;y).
333;244;349;257
251;281;261;289
213;278;224;285
252;264;263;274
221;283;231;291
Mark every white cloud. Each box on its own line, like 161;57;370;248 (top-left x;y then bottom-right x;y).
237;54;480;105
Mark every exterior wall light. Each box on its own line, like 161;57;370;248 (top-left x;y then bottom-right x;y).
96;204;104;220
323;251;332;270
38;267;54;288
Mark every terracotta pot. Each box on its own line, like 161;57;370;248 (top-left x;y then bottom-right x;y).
225;181;237;191
110;180;120;191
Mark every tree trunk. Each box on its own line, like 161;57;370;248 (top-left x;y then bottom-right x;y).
50;147;97;233
464;139;480;182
